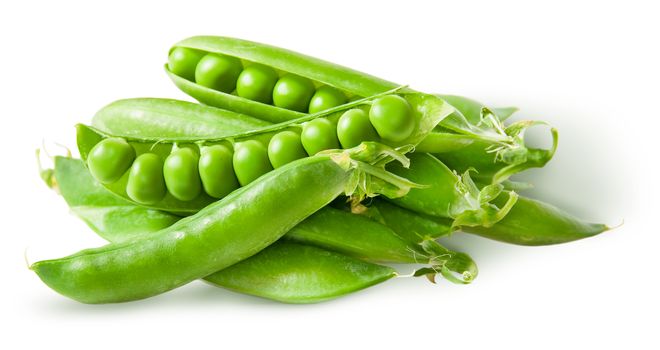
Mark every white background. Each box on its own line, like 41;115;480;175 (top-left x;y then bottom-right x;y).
1;0;657;349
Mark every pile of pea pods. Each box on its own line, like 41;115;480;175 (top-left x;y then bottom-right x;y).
33;36;609;304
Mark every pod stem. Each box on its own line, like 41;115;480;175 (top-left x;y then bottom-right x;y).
413;240;478;284
325;142;423;202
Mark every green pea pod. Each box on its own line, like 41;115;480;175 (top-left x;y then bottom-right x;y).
386;152;518;228
92;98;270;140
49;156;476;285
363;196;607;246
31;143;423;303
203;242;397;303
461;193;609;245
81;91;453;214
52;157;399;302
426;95;559;183
166;36;543;168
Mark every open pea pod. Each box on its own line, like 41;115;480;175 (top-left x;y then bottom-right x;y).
166;36;549;177
79;91;453;214
167;35;403;123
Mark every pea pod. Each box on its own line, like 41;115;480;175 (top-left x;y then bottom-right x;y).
203;242;397;303
48;156;476;285
82;91;453;213
386;152;518;228
166;35;550;178
49;157;401;302
32;142;421;303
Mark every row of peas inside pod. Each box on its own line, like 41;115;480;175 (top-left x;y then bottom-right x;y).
85;94;416;205
169;47;353;114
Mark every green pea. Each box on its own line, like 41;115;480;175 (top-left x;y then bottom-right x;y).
268;131;308;168
195;53;243;93
233;140;273;186
163;147;202;201
236;64;279;104
308;85;347;114
272;74;315;112
167;47;206;82
87;138;135;184
301;118;340;155
337;109;379;148
126;153;166;205
369;95;415;142
199;145;240;198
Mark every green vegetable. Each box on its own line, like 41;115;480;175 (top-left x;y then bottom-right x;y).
50;156;474;287
337;108;379;148
387;152;517;228
308;85;347;114
81;91;452;213
272;74;316;112
301;118;339;155
232;140;273;186
236;64;279;103
163;147;202;201
204;242;396;303
267;131;307;168
126;153;166;205
198;145;240;198
87;138;135;184
166;36;553;182
167;47;205;82
369;95;414;142
195;53;243;93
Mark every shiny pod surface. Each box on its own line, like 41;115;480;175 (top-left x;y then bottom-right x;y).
32;154;353;303
205;242;396;304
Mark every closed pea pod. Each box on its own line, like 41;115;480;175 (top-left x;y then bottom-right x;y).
308;85;347;114
301;118;340;155
163;147;202;201
204;242;396;304
337;108;379;148
272;74;316;112
233;140;273;186
32;143;420;303
268;131;307;168
195;53;243;93
87;137;135;184
236;64;279;103
167;47;206;82
198;145;240;199
126;153;166;205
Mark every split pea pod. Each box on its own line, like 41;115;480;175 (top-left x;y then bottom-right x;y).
33;144;419;303
165;36;557;182
82;91;452;214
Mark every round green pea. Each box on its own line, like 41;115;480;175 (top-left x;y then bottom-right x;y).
232;140;273;186
337;109;379;148
126;153;166;205
199;145;240;198
368;95;415;142
168;47;206;82
272;74;315;112
268;131;308;168
301;118;340;155
163;147;202;201
195;53;243;93
308;86;347;114
87;138;136;184
236;64;279;103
